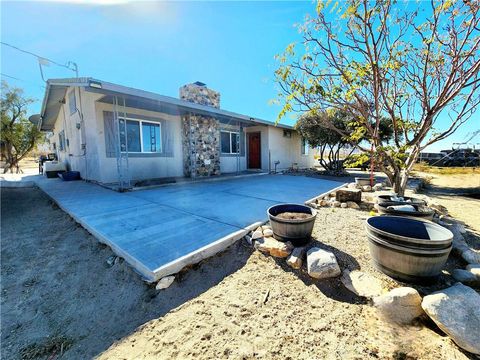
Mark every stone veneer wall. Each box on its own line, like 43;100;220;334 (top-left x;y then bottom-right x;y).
180;83;221;178
179;83;220;109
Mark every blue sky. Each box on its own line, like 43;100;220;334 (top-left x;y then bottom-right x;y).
1;0;478;151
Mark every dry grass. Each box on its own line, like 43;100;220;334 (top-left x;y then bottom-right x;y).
20;336;73;360
413;163;480;175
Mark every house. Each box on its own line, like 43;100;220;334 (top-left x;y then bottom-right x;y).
31;78;316;187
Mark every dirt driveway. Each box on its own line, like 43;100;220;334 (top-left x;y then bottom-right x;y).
2;187;477;359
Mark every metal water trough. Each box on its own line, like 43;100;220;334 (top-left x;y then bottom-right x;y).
366;216;453;282
267;204;317;246
377;202;435;220
377;195;426;206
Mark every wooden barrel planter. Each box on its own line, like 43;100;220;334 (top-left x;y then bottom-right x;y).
267;204;317;246
365;216;453;282
376;202;435;221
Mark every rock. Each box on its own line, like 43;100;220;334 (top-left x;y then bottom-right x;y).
466;264;480;274
319;199;327;207
340;202;348;208
263;228;274;237
450;226;480;264
255;237;293;258
429;202;448;215
106;255;118;267
346;201;360;209
372;183;383;191
454;223;466;234
362;185;372;192
156;275;175;290
451;269;480;286
461;249;480;265
306;247;341;279
286;247;306;270
373;287;424;324
341;270;384;298
336;188;362;203
348;182;358;189
421;283;480;355
251;230;263;240
329;192;336;197
330;200;341;208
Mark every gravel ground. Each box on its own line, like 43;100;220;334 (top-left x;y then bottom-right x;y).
1;186;478;360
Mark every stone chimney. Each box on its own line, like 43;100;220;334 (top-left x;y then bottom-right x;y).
180;82;221;178
179;81;220;109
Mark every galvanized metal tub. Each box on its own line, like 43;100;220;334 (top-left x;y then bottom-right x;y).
267;204;317;246
366;216;453;282
355;177;374;186
377;195;426;207
376;202;435;221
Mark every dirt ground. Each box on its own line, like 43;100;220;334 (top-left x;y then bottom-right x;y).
2;186;479;360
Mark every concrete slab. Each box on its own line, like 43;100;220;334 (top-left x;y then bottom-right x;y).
32;174;344;282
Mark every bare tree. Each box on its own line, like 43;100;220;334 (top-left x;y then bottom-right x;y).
275;0;480;194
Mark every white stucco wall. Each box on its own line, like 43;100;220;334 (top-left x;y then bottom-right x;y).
49;85;315;184
266;126;316;172
93;101;184;184
244;125;270;171
51;87;94;177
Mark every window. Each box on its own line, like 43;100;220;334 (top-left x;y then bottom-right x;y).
68;90;76;115
126;120;141;152
58;130;66;151
119;117;162;153
221;131;240;154
142;122;161;153
301;137;309;155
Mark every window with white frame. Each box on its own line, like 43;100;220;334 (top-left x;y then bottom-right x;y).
221;130;240;154
119;117;162;153
58;130;66;151
301;137;309;155
68;90;76;115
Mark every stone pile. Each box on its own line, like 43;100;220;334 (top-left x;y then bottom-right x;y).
311;181;386;210
245;224;342;280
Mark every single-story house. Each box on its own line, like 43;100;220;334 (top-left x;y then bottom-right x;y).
31;78;316;187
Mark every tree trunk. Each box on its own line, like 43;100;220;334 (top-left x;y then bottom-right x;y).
393;169;409;196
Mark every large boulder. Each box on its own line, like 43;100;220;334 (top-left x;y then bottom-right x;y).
451;269;480;286
421;283;480;355
336;188;362;203
341;270;384;298
255;237;293;258
373;287;424;324
306;248;341;279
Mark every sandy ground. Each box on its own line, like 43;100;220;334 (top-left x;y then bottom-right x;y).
2;186;478;359
415;171;480;234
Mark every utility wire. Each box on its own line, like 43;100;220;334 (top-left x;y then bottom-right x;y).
1;41;78;77
1;72;46;89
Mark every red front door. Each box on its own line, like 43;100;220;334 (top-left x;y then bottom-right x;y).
248;132;261;169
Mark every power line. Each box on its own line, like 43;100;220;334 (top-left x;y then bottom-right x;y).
1;72;46;89
1;41;78;77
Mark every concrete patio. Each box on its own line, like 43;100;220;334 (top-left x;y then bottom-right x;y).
25;174;344;282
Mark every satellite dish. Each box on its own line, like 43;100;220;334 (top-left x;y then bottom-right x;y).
29;114;42;126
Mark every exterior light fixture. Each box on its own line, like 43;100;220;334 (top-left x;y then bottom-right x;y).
89;80;102;89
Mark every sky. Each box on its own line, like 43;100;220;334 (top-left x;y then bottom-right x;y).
1;0;478;152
